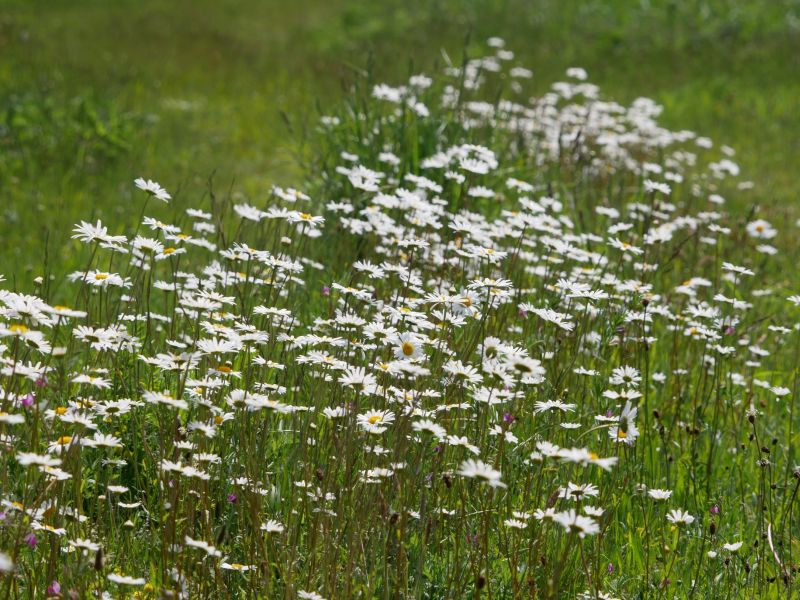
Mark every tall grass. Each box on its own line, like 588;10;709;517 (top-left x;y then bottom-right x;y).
0;38;798;599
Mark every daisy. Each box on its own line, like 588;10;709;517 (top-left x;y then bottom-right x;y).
504;518;528;529
411;419;447;439
505;356;545;380
82;271;128;288
647;489;673;501
609;401;639;445
338;367;377;392
261;520;285;534
745;219;776;239
184;536;222;557
644;179;671;195
608;237;644;255
107;573;147;586
457;459;506;489
288;211;325;227
357;410;395;434
552;510;599;538
722;541;743;552
523;306;575;332
68;538;101;552
134;177;171;202
534;399;576;414
71;220;121;244
393;332;424;361
667;509;695;526
71;374;112;389
721;262;754;277
560;482;600;501
609;366;641;387
221;562;254;571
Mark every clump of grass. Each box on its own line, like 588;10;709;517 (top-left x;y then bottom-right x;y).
0;37;797;599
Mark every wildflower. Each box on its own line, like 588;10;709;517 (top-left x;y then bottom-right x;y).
504;518;527;529
523;306;575;331
261;520;285;534
17;453;61;468
393;332;424;361
457;459;506;489
745;219;776;239
647;489;672;501
412;419;447;439
357;410;395;434
339;367;377;393
552;510;599;538
608;238;644;255
722;541;743;552
72;220;125;245
667;510;695;526
222;562;254;571
107;573;147;586
184;536;222;558
0;553;12;573
609;401;639;445
134;177;171;202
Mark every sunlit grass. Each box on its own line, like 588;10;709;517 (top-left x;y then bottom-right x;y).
1;33;799;597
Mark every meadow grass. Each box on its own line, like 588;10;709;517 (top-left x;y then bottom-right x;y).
1;2;800;599
0;0;798;277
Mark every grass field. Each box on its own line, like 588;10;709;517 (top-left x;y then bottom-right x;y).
1;0;798;279
3;2;800;598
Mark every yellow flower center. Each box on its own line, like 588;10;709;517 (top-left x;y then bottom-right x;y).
55;406;68;416
401;342;415;356
57;436;72;445
368;415;382;424
163;247;176;255
94;273;109;281
9;324;28;334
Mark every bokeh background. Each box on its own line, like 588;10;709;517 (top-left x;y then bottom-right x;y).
1;0;798;278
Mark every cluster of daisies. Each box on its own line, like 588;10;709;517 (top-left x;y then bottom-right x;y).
0;38;797;598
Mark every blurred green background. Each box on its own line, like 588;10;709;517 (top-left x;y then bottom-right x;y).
1;0;798;280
